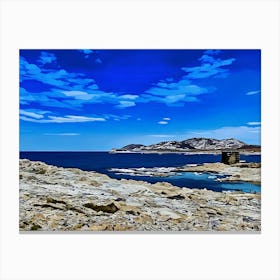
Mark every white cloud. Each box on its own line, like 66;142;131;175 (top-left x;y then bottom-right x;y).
115;101;136;108
246;90;261;95
157;117;171;125
20;108;131;124
20;56;98;91
37;51;57;65
102;114;131;121
199;54;216;63
20;50;236;112
145;80;208;103
204;50;221;55
145;125;260;144
95;58;102;64
44;133;80;136
165;94;187;103
247;121;261;126
49;115;106;123
80;49;93;55
182;57;236;79
20;109;44;119
20;116;43;122
20;114;106;123
20;57;143;110
143;89;203;105
61;90;93;100
141;50;235;107
184;126;261;144
119;94;138;100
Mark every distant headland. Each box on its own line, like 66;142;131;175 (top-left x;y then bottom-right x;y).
111;137;261;154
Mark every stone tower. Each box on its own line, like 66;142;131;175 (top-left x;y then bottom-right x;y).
221;151;240;165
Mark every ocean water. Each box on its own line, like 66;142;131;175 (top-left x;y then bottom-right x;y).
20;152;261;193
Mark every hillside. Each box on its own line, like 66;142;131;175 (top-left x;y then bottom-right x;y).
112;138;261;153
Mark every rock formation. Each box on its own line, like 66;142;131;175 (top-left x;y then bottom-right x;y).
109;162;261;185
112;138;260;153
19;159;261;232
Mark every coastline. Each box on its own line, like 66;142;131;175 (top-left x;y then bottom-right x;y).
176;162;261;185
19;159;261;232
109;150;261;155
109;162;261;185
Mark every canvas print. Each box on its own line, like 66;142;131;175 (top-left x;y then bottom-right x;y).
19;49;261;232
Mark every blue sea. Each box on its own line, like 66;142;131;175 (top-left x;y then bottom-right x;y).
20;152;261;193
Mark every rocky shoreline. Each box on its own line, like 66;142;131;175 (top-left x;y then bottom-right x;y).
178;162;261;185
19;159;261;232
109;150;261;155
109;162;261;185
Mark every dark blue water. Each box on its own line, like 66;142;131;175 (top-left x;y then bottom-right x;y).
20;152;261;193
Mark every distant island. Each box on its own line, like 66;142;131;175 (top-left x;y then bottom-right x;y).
111;137;261;154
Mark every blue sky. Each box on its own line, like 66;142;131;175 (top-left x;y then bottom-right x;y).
20;49;261;151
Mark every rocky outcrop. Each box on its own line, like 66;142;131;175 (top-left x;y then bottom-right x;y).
112;137;260;153
109;162;261;185
120;144;146;150
108;167;178;177
178;162;261;185
19;159;261;232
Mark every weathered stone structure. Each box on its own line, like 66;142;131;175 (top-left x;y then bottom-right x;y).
221;151;240;165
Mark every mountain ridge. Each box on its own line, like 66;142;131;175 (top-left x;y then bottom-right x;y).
112;137;260;153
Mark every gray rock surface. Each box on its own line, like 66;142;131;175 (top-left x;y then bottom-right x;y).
19;159;261;232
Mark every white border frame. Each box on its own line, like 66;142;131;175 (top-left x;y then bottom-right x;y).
1;0;280;279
